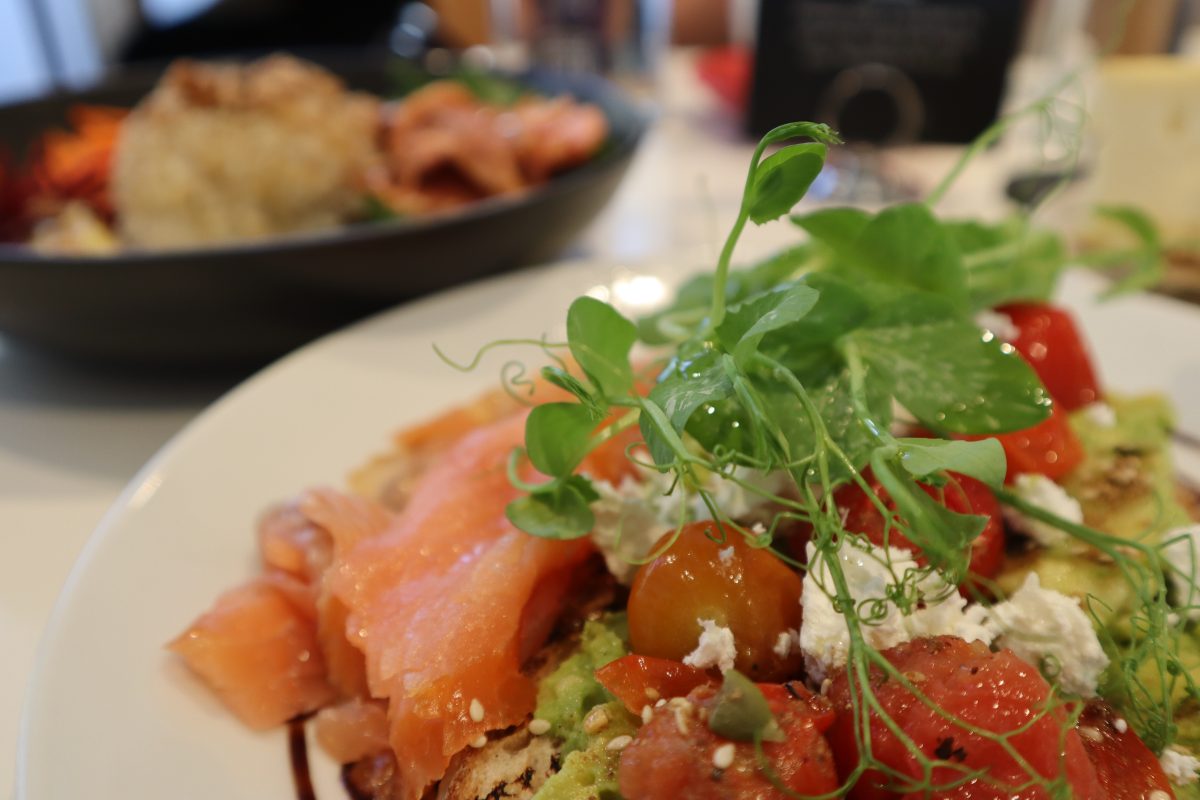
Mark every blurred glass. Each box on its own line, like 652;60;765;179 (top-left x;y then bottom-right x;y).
489;0;672;94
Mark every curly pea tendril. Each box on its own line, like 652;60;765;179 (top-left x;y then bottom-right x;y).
435;79;1185;798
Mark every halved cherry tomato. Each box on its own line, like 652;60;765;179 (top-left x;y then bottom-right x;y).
618;681;839;800
826;636;1103;800
976;404;1084;483
827;470;1006;584
594;654;714;714
999;303;1102;412
628;521;804;681
1076;700;1173;800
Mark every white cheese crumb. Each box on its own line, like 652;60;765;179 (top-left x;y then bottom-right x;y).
1003;473;1083;549
772;628;801;658
683;619;737;673
468;698;484;722
1160;746;1200;786
588;468;786;585
975;310;1018;342
718;546;736;565
799;539;996;683
751;522;767;536
1162;525;1200;614
1113;718;1128;734
528;718;551;736
606;735;633;752
1081;402;1118;428
712;743;736;770
987;573;1109;697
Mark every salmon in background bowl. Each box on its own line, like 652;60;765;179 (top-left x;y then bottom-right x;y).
0;51;648;366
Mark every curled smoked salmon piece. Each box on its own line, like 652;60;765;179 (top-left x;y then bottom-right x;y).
328;411;598;800
169;574;335;729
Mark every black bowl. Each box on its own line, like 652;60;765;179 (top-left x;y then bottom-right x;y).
0;56;647;366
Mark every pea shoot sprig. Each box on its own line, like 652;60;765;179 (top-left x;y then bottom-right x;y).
442;113;1186;794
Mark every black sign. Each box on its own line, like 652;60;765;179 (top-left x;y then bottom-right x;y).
749;0;1025;143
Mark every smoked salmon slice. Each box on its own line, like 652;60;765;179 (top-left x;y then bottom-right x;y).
327;410;597;800
169;574;335;729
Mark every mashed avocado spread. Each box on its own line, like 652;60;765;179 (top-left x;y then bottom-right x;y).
532;615;636;800
998;394;1188;622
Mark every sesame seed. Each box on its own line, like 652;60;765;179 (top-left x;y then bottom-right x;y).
1113;718;1128;734
644;687;660;700
655;698;666;708
674;707;690;735
583;706;610;734
1149;792;1171;800
641;705;653;725
606;735;633;752
820;679;832;696
1078;726;1103;743
712;743;736;770
528;718;551;736
469;698;484;722
470;734;488;749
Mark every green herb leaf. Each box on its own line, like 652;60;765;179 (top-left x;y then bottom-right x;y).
525;402;602;478
1092;205;1165;299
540;366;603;412
748;143;828;224
708;670;785;743
791;206;870;251
845;321;1051;434
642;351;733;467
716;283;820;365
799;204;969;311
947;219;1067;310
505;475;600;540
870;455;987;582
567;297;638;398
895;437;1006;490
637;246;815;345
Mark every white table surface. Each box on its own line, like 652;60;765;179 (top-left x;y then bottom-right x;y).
0;53;1021;797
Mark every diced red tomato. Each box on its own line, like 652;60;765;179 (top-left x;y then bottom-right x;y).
999;303;1102;412
618;681;839;800
1076;700;1173;800
825;636;1102;800
832;470;1006;584
595;654;715;714
628;521;805;681
977;404;1084;483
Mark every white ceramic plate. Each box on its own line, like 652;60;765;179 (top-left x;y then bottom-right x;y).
16;261;1200;800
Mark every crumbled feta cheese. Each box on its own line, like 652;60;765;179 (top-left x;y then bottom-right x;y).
590;477;668;584
683;619;737;673
773;629;801;658
976;310;1018;342
1160;746;1200;786
1162;525;1200;613
1003;473;1083;548
589;467;788;585
987;573;1109;697
799;539;996;682
1081;402;1118;428
718;546;736;565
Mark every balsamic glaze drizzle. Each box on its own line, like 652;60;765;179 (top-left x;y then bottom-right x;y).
288;717;317;800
